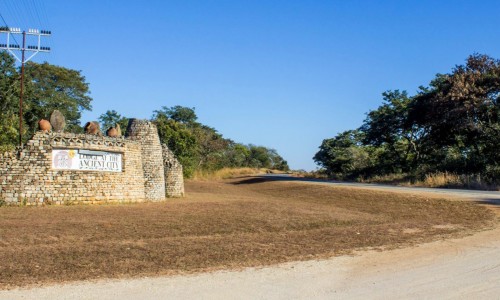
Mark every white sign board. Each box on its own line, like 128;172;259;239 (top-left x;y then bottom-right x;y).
52;149;122;172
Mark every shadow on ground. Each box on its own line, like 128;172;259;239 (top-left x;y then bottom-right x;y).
474;198;500;207
231;175;327;185
231;177;274;185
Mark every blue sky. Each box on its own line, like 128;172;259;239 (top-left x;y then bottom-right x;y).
1;1;500;170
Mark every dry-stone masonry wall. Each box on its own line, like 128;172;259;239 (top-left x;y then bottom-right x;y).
126;119;166;201
0;119;184;206
0;132;145;205
162;145;184;197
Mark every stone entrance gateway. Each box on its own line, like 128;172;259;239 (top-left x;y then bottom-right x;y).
0;119;184;206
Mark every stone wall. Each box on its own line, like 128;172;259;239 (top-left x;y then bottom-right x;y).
162;145;185;197
0;132;145;205
126;119;166;201
0;119;185;206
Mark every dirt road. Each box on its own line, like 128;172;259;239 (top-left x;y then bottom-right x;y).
1;179;499;299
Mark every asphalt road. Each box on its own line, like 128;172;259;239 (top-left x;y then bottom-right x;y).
1;176;499;299
264;174;500;205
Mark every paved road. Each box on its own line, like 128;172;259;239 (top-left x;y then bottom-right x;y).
264;174;500;205
1;177;499;299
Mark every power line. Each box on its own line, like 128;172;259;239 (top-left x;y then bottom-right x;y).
0;11;20;47
37;0;50;28
1;0;53;59
0;27;52;146
4;1;24;30
0;0;53;147
29;0;43;29
23;0;38;29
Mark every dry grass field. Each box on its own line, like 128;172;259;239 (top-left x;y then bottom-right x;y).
0;176;495;289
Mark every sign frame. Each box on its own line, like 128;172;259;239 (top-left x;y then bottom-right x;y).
52;149;123;172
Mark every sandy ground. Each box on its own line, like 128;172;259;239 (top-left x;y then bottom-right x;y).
1;180;499;299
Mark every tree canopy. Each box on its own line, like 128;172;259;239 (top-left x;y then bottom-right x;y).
152;105;289;177
0;52;93;146
315;54;500;184
0;52;20;148
23;61;92;134
98;110;129;132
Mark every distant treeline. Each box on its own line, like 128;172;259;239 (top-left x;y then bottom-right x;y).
100;106;290;177
0;51;289;177
314;54;500;185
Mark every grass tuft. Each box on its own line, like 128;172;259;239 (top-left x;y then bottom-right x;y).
414;172;497;190
192;168;264;180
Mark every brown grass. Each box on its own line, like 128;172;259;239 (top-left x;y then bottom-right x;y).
333;172;499;191
0;176;495;289
191;167;264;180
413;172;498;190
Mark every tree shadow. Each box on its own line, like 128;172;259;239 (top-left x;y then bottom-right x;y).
231;177;277;185
231;175;331;185
474;198;500;207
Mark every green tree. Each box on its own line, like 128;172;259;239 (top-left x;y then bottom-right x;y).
265;148;290;171
98;110;129;132
156;105;197;124
153;105;290;177
225;143;251;167
410;54;500;178
152;108;198;177
247;145;271;168
315;53;500;184
313;130;373;179
191;125;230;171
0;51;20;149
360;90;425;174
23;61;92;135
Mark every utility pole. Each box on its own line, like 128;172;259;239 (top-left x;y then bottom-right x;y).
0;26;51;147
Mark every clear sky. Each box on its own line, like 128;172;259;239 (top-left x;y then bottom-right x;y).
1;1;500;170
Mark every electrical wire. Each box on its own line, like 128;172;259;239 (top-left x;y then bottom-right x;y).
0;11;20;47
0;0;53;61
4;0;24;29
30;0;44;29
